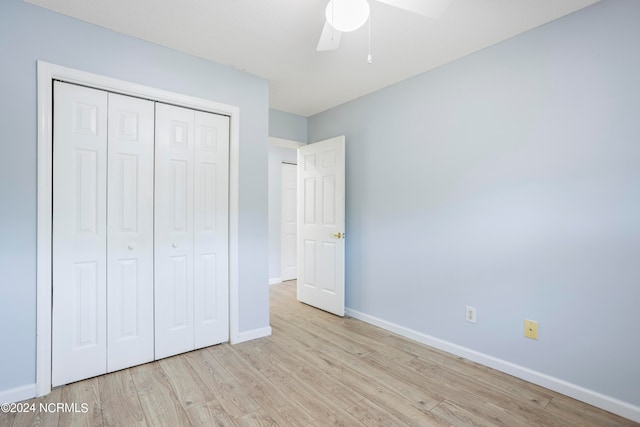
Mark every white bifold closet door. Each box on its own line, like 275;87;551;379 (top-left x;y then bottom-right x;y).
52;82;154;386
52;82;229;385
154;103;229;360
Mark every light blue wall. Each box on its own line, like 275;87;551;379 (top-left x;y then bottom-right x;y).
269;109;308;143
309;0;640;408
0;0;269;393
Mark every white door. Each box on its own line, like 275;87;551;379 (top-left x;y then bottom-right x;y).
297;136;346;316
281;163;297;281
106;93;155;372
155;104;230;359
154;103;196;359
52;82;108;386
193;111;230;349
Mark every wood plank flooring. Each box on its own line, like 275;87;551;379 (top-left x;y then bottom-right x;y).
2;281;637;426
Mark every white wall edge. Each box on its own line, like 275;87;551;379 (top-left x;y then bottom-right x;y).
269;277;283;285
232;326;272;344
269;136;305;149
345;307;640;424
36;60;241;397
0;384;37;404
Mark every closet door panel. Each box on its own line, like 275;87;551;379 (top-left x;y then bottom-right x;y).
107;93;155;372
52;81;108;386
155;103;195;359
194;112;230;348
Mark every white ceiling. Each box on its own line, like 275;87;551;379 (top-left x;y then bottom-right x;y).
25;0;599;117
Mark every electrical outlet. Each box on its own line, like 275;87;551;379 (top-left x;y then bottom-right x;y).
466;306;477;323
524;319;538;340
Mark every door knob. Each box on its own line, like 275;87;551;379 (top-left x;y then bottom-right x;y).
127;243;135;250
171;242;178;248
332;232;345;239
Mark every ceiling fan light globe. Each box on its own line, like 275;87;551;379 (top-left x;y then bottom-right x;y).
325;0;370;33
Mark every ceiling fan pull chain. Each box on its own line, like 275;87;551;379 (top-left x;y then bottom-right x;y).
367;5;373;63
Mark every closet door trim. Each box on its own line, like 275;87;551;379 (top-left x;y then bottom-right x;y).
36;61;241;397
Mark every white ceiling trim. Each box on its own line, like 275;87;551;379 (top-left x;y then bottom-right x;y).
269;137;306;149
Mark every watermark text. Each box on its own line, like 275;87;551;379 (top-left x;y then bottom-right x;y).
1;402;89;414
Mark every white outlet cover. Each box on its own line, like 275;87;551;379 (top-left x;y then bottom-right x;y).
466;306;477;323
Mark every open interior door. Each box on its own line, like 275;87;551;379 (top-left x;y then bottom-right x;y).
297;136;345;316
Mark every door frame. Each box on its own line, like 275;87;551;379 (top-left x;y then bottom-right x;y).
36;61;240;396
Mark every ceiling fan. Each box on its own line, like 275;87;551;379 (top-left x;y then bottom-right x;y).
317;0;452;51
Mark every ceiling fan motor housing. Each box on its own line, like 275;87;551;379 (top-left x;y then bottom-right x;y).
326;0;370;32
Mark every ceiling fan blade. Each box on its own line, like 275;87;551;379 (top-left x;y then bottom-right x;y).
375;0;452;18
317;21;342;51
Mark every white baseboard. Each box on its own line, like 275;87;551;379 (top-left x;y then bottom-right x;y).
345;308;640;424
269;277;282;285
232;326;272;344
0;383;37;404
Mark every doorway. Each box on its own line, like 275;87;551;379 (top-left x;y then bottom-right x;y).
281;162;297;281
268;137;305;285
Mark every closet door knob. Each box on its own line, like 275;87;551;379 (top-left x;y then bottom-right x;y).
128;243;135;250
171;242;178;248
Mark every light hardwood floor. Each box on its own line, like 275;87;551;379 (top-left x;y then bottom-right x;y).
2;281;637;426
